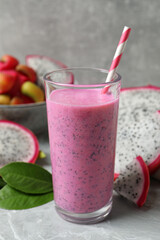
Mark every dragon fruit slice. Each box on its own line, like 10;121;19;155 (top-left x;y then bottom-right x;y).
26;55;74;86
115;85;160;181
0;120;39;167
114;156;150;207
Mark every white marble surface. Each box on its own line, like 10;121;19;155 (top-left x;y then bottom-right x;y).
0;132;159;240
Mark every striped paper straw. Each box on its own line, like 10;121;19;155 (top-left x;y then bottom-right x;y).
105;26;131;84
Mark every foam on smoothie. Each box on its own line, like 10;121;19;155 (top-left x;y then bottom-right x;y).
49;88;116;106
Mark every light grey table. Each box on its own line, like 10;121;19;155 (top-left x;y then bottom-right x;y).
0;132;159;240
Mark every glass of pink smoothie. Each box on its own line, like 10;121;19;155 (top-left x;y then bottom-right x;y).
44;68;121;224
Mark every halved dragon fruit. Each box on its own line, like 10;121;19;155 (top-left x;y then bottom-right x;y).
114;156;150;207
26;55;74;86
115;85;160;180
0;120;39;167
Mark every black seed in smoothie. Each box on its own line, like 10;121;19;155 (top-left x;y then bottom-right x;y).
89;152;96;161
89;176;93;179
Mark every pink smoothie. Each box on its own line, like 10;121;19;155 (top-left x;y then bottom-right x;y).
47;88;119;213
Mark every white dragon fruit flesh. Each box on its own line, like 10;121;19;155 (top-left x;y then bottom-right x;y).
26;55;74;88
115;85;160;180
0;120;39;167
114;156;150;207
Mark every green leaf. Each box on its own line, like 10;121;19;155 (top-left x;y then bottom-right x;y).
0;178;6;189
0;162;53;194
0;185;53;210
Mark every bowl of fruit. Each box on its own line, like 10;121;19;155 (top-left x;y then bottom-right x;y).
0;54;73;133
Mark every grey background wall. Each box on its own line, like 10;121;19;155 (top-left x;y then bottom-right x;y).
0;0;160;87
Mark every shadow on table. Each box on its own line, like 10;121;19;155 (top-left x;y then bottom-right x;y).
36;128;49;141
35;129;52;171
107;192;136;221
107;179;160;222
142;179;160;210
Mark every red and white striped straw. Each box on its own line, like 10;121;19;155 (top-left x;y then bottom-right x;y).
105;26;131;83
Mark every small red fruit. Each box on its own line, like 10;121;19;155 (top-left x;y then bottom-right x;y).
1;70;28;97
1;69;19;79
1;70;20;97
18;72;29;86
16;64;37;83
20;94;35;104
8;80;21;97
0;55;19;70
0;73;16;94
10;96;24;105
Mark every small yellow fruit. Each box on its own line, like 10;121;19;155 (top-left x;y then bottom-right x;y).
21;81;44;102
38;150;46;159
0;94;11;104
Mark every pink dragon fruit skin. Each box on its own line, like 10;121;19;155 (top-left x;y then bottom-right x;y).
114;156;150;207
115;85;160;179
